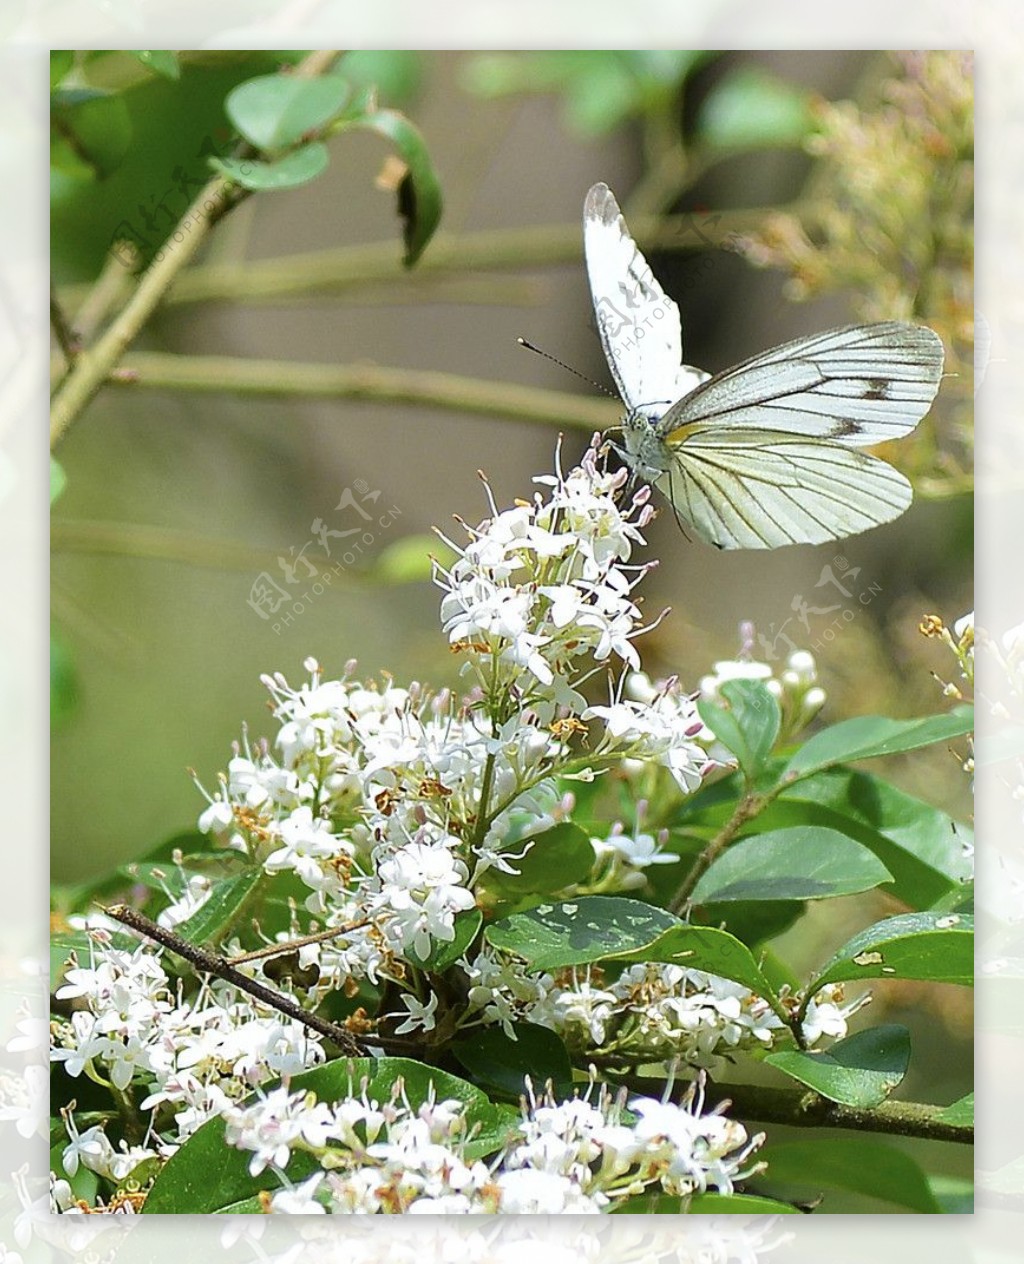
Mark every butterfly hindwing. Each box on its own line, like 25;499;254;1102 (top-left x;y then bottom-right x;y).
660;431;913;550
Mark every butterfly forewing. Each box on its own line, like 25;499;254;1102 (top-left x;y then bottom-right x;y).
584;182;706;422
660;323;944;446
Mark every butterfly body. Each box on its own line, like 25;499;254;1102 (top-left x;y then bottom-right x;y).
583;182;944;549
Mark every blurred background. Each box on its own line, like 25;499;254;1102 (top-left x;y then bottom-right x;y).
51;48;973;884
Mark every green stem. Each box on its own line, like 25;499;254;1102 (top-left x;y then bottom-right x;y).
58;203;802;310
67;350;617;432
668;790;773;914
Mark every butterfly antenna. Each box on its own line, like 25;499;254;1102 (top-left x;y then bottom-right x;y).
517;337;619;401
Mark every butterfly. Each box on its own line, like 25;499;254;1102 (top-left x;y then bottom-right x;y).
583;182;945;549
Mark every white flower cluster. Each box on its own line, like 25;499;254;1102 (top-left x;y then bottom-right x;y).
436;446;655;699
461;955;862;1069
697;642;825;744
50;936;325;1177
223;1074;764;1214
191;452;722;992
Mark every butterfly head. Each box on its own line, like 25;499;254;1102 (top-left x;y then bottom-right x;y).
619;409;676;487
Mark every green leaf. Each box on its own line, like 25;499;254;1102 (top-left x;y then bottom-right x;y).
776;769;972;908
51;88;133;179
225;74;350;151
406;907;481;972
685;1192;801;1214
50;633;78;727
611;923;779;1000
452;1022;574;1100
691;828;892;904
173;866;264;947
936;1092;973;1126
696;67;814;150
764;1024;911;1107
142;1057;515;1213
51;930;138;990
211;142;329;191
50;50;74;89
335;107;443;265
699;680;780;782
808;911;974;993
50;457;67;503
487;822;595;899
928;1175;974;1214
340;51;422;103
763;1138;943;1212
485;896;678;971
784;705;974;779
133;51;181;80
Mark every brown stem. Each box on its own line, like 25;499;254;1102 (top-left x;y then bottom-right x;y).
668;793;766;914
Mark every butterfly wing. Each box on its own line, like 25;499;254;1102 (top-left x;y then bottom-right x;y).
583;182;707;422
660;430;913;550
659;322;944;446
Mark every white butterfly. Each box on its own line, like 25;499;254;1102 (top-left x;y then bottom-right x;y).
584;182;945;549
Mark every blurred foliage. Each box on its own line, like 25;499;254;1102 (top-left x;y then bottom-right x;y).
50;50;437;278
461;51;710;135
739;52;974;494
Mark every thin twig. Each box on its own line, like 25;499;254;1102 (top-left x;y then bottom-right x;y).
104;904;365;1056
668;793;768;914
50;286;81;367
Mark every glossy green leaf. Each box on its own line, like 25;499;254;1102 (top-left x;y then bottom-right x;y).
211;142;328;191
765;1024;910;1107
777;769;972;908
784;705;974;779
51;88;133;179
485;896;678;971
406;907;481;972
133;51;181;80
226;74;350;151
691;828;892;904
335;107;443;265
763;1138;943;1212
486;822;595;899
936;1092;974;1127
699;680;780;782
611;923;779;1000
696;67;814;150
142;1057;514;1213
452;1022;574;1100
173;866;264;947
808;911;974;993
